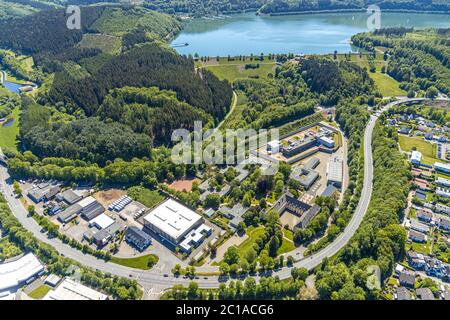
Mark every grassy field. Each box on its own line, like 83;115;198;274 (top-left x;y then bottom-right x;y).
398;135;437;165
0;107;20;152
28;285;51;299
127;186;165;209
202;57;276;83
219;92;248;129
111;254;159;270
335;53;406;97
236;226;265;258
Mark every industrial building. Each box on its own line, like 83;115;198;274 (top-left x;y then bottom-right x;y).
89;214;115;230
290;157;321;190
179;224;213;253
327;156;343;188
281;136;317;158
143;198;204;245
410;151;422;166
267;140;281;154
28;183;61;203
56;189;83;205
318;136;335;148
0;253;44;297
43;278;108;300
125;226;152;251
57;196;104;224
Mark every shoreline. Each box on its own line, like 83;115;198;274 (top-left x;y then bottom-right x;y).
262;8;450;17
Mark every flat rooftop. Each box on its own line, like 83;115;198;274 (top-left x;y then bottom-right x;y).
144;198;203;242
0;253;44;292
43;278;108;300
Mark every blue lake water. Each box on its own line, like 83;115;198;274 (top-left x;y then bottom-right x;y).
172;12;450;56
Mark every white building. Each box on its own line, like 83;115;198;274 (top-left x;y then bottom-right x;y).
434;162;450;174
143;198;203;244
43;278;108;300
267;140;281;154
0;253;44;295
89;213;115;230
410;151;422;165
327;156;343;188
318;136;335;148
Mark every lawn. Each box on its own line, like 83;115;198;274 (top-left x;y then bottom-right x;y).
203;57;276;83
368;71;406;97
398;135;437;165
28;284;51;299
111;254;159;270
0;107;20;152
127;186;165;209
407;240;431;255
336;53;406;97
278;237;295;255
236;226;265;257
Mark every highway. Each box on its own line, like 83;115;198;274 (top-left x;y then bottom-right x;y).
0;97;447;297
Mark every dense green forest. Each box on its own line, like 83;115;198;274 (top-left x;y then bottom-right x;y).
351;28;450;96
228;55;375;130
260;0;450;14
46;43;232;119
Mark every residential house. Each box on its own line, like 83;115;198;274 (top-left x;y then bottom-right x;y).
408;230;427;243
437;217;450;231
410;219;430;234
417;209;433;223
416;288;434;300
399;270;416;288
407;251;427;270
396;287;412;300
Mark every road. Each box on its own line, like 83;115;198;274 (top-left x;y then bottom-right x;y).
1;98;447;297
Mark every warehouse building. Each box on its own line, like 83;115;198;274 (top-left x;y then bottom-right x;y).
28;184;61;203
79;196;105;220
143;198;204;245
0;253;44;296
43;278;108;300
327;156;343;188
57;196;104;224
56;189;83;205
125;226;152;251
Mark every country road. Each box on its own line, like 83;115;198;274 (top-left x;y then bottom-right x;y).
1;97;447;298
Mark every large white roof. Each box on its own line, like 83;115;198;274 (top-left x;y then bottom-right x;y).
43;278;107;300
0;253;44;292
327;156;343;183
144;198;202;241
89;213;114;229
77;196;96;208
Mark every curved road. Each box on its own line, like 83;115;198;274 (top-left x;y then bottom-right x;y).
1;97;446;296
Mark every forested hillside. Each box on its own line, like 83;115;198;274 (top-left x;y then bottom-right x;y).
260;0;450;14
351;28;450;96
47;43;232;119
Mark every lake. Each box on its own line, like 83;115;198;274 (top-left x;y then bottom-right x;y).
172;12;450;56
3;81;23;93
